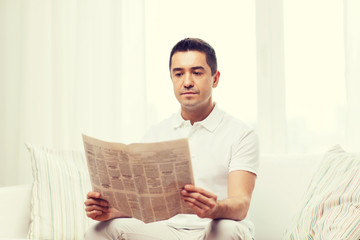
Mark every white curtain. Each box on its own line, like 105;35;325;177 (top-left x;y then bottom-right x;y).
344;0;360;152
0;0;147;186
1;0;360;187
255;0;287;153
256;0;359;154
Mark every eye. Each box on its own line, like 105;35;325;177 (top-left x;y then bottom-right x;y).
193;71;202;76
175;73;183;77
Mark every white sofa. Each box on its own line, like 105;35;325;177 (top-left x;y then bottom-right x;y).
0;153;324;240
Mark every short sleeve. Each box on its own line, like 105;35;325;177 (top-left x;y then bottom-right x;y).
229;129;259;175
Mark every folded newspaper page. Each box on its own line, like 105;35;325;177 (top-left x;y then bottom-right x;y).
82;134;194;223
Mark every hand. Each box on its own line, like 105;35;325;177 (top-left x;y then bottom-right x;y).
180;184;218;219
84;192;123;221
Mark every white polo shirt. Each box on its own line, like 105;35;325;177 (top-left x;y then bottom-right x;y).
143;104;259;228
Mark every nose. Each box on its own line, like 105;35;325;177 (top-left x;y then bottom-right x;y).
183;73;194;89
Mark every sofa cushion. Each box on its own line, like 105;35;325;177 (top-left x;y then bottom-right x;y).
26;144;95;240
283;145;360;239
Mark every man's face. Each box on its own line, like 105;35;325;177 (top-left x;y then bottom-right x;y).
170;51;219;111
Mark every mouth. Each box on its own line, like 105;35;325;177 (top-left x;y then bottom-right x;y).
181;92;198;95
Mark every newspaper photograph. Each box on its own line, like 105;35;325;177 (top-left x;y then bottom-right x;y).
82;134;195;223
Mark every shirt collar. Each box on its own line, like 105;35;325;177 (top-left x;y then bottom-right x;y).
171;103;224;132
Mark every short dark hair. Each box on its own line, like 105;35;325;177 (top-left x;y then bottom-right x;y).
169;38;218;75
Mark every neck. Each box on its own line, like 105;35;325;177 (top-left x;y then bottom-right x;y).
181;102;215;125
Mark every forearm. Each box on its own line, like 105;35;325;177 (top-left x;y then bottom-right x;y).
212;170;256;221
181;174;255;221
212;196;250;221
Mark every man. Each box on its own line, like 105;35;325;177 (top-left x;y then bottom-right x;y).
84;38;259;240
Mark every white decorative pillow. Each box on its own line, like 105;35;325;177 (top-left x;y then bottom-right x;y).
26;144;95;240
283;145;360;240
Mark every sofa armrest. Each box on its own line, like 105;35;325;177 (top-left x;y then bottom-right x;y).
0;184;32;239
249;154;323;240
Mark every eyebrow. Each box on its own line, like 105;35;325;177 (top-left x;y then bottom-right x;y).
172;66;205;72
191;66;205;71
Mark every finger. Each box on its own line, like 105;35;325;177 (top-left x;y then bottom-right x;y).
182;195;209;210
184;199;205;212
184;185;217;199
87;191;101;199
181;190;215;210
84;198;109;207
181;190;206;203
86;210;104;219
85;204;110;213
183;199;212;218
181;190;216;208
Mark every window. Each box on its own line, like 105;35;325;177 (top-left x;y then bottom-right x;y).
284;0;346;153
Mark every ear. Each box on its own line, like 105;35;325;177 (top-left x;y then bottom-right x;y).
212;71;220;88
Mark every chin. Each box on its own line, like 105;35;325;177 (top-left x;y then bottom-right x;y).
180;101;201;109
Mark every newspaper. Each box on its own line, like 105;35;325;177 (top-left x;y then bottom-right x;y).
82;134;195;223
